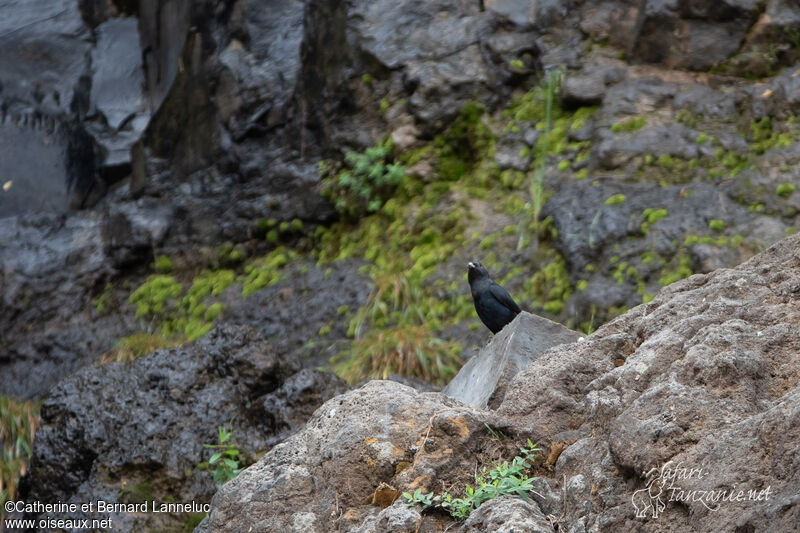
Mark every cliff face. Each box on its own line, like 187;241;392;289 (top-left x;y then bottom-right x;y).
3;1;800;531
198;233;800;533
2;0;800;398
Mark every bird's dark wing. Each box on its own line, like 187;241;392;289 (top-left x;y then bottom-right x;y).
489;282;521;314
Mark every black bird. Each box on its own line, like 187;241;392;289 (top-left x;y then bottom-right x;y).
467;261;522;334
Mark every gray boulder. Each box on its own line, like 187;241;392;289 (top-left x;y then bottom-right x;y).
443;312;581;410
460;496;554;533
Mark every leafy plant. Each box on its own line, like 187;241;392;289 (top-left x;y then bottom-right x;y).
0;397;40;510
403;440;542;519
201;426;243;486
320;140;405;218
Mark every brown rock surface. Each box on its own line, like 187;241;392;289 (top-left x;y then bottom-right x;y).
199;233;800;532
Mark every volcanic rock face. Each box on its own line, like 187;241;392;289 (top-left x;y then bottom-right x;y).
3;0;800;401
20;325;349;532
198;234;800;532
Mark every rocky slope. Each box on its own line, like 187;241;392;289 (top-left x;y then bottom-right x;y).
3;0;800;401
197;232;800;533
18;325;349;532
2;1;800;531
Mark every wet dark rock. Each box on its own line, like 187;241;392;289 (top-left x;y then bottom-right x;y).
561;64;627;107
727;143;800;218
21;325;348;533
672;83;738;118
87;17;150;173
595;123;701;169
633;1;760;70
0;213;114;397
0;120;102;217
543;180;764;320
262;368;350;448
221;259;371;367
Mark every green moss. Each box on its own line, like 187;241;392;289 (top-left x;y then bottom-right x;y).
641;208;668;233
605;194;626;206
242;248;296;297
709;219;725;232
656;154;676;169
184;513;207;531
217;242;245;266
154;255;173;273
777;183;795;197
576;279;588;291
749;117;796;155
93;283;114;316
570;106;598;131
558;159;570;171
696;133;709;144
676;109;697;128
130;275;183;319
610;116;646;133
318;323;332;337
641;250;660;265
523;254;573;315
500;169;525;189
434;102;495;182
575;168;589;180
361;73;373;84
720;150;749;175
119;480;154;504
205;302;225;321
642;293;655;303
659;251;693;286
